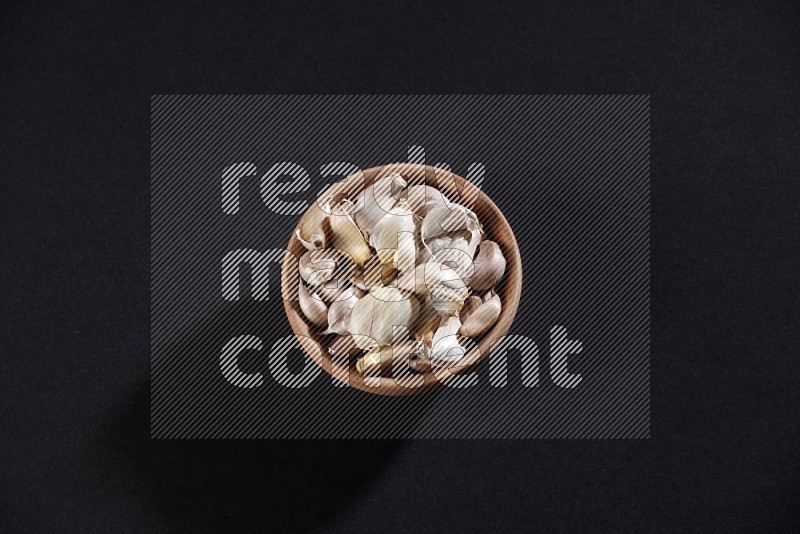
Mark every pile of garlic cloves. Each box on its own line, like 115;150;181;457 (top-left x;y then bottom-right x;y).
294;172;507;376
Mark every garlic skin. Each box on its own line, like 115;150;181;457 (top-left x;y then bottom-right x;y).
348;287;419;349
422;205;483;281
403;262;468;316
323;292;359;335
407;351;432;373
467;240;506;291
459;292;502;337
298;280;328;327
328;335;363;358
414;312;441;360
369;201;419;270
355;346;387;375
354;173;408;234
313;282;354;303
429;314;466;367
354;255;397;292
296;201;329;250
403;184;448;217
430;232;482;281
327;200;372;266
421;204;482;248
353;285;368;299
299;249;339;286
296;228;323;251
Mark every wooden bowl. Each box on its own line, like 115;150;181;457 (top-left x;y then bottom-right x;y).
280;163;522;395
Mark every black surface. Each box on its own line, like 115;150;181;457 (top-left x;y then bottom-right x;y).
2;1;798;532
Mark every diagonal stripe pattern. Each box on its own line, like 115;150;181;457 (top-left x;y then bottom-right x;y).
151;95;649;439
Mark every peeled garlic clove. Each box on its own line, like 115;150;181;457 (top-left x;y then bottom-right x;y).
323;292;359;335
467;240;506;291
459;295;483;322
348;287;419;348
299;249;339;286
354;173;408;233
296;201;329;250
459;292;502;337
298;280;328;328
328;200;372;266
369;201;419;269
328;335;363;358
429;314;466;367
403;184;449;217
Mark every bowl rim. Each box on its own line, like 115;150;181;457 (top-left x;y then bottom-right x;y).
280;163;523;396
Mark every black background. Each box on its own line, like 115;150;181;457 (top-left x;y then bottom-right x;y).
2;1;798;532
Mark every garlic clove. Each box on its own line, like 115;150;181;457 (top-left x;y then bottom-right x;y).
429;229;483;281
348;287;419;348
415;314;441;353
313;281;354;303
296;201;329;250
402;184;449;217
421;205;483;281
356;340;420;376
327;200;372;266
402;262;468;316
429;314;467;367
298;280;328;328
354;255;398;292
355;346;388;375
421;204;482;245
369;201;419;269
328;334;363;358
299;249;339;286
467;240;506;291
459;292;502;337
412;295;439;334
354;173;408;233
417;241;432;265
304;248;356;301
352;266;368;291
296;228;323;251
459;295;483;322
323;292;359;335
407;351;432;373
